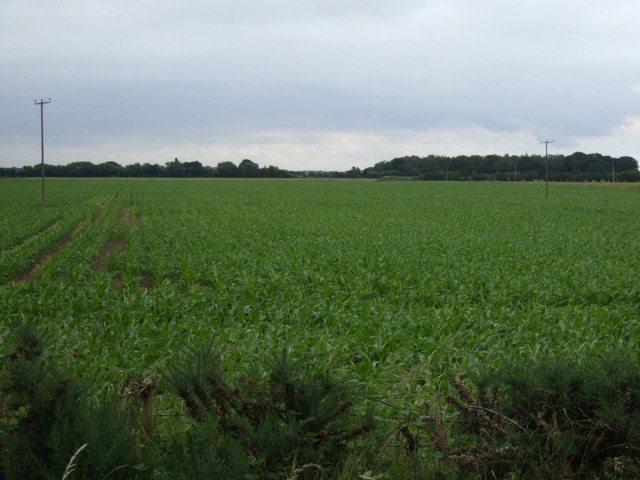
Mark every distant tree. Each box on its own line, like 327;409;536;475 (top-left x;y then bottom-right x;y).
619;170;640;182
20;165;37;177
237;159;260;178
618;156;639;171
165;158;186;177
183;161;206;177
485;154;508;174
97;161;123;177
346;166;362;178
562;152;587;173
449;156;468;173
363;168;383;179
124;163;143;177
215;161;239;177
44;164;66;177
0;167;19;177
1;153;636;180
66;161;96;177
466;155;485;173
141;163;163;177
260;165;294;178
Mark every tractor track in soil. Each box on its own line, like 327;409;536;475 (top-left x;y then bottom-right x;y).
14;228;78;282
13;202;111;284
95;208;142;289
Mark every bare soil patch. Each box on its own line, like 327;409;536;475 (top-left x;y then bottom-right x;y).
94;208;142;289
140;269;153;291
95;209;131;272
14;229;76;282
95;234;126;272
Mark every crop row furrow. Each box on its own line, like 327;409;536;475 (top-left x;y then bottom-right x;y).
0;212;88;284
36;198;132;283
0;213;64;252
0;179;638;414
3;194;126;284
12;222;84;282
93;207;145;289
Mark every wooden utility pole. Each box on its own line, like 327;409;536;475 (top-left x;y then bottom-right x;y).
612;157;615;183
35;98;51;207
539;139;554;197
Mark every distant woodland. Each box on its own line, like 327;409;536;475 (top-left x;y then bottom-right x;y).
0;158;294;179
361;152;640;182
1;152;638;181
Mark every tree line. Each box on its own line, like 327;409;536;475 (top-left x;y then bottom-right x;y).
1;152;638;181
0;158;294;178
359;152;640;181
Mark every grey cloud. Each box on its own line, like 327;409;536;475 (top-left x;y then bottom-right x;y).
2;0;639;169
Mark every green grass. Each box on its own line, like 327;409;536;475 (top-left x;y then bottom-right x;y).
1;177;639;402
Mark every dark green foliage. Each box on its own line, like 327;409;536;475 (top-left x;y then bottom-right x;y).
0;322;139;480
2;152;637;180
363;152;639;181
238;159;261;178
431;354;640;479
160;345;373;479
159;343;226;422
0;158;295;178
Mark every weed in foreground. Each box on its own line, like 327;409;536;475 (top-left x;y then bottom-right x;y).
158;344;374;479
0;322;139;480
382;353;640;479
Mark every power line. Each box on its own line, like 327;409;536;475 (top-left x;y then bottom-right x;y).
34;98;51;207
539;139;554;197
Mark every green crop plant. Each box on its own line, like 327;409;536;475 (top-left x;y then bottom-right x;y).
0;178;638;476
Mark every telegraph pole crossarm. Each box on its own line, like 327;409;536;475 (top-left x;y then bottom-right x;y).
539;139;554;197
34;98;51;207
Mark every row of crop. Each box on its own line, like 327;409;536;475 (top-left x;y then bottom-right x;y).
0;179;129;283
0;212;87;284
0;190;132;285
62;180;638;392
0;192;119;254
187;182;624;314
2;179;638;402
0;179;119;230
35;195;127;284
0;209;63;252
5;316;640;479
0;178;638;480
126;181;635;311
163;183;635;377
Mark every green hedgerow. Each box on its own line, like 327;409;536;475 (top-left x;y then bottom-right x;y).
159;344;374;479
0;321;139;480
436;352;640;479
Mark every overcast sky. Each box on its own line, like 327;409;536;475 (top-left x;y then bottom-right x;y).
1;0;639;171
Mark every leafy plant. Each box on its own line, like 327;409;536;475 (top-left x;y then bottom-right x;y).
0;322;139;480
2;179;640;478
416;353;640;479
160;344;373;479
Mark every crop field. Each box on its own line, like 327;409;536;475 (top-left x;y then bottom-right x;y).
1;178;640;393
2;177;640;477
